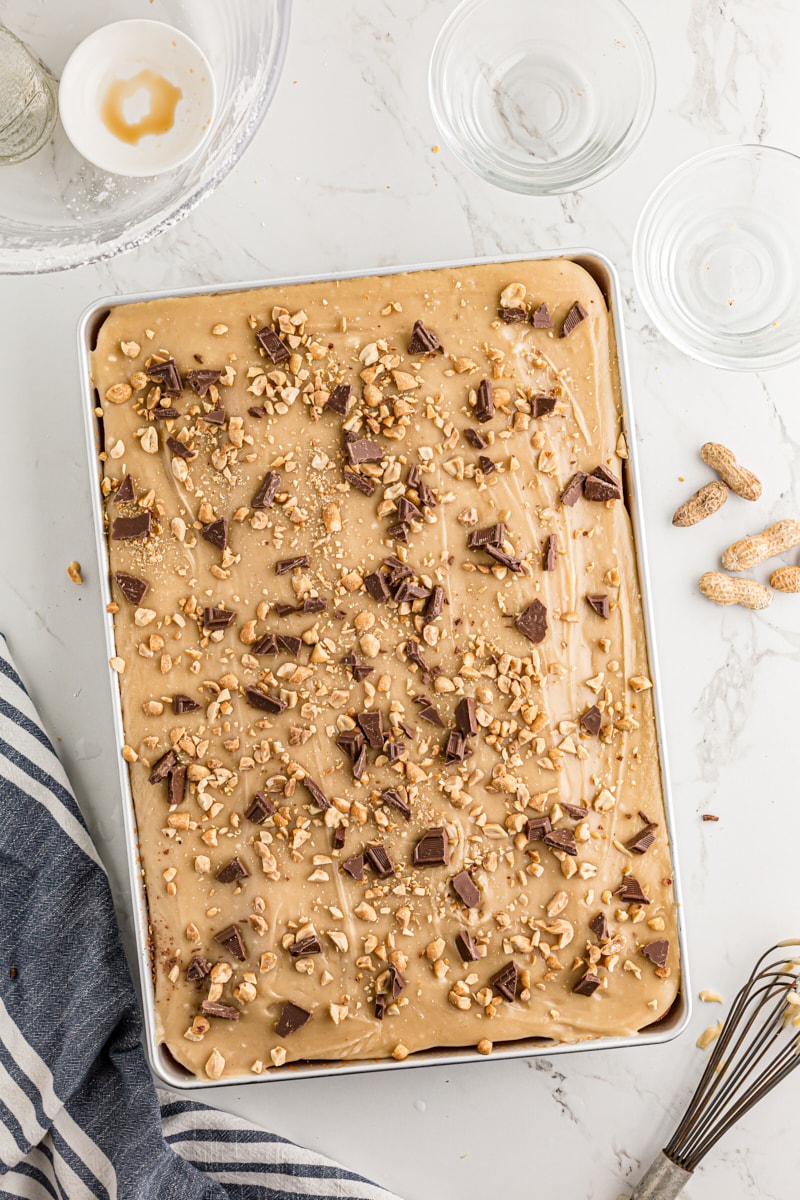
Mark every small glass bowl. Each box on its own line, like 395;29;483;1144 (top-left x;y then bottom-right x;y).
428;0;655;196
634;145;800;371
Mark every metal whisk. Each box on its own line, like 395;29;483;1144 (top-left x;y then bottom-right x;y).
631;940;800;1199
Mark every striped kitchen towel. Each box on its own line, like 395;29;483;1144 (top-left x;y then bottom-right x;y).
0;634;400;1200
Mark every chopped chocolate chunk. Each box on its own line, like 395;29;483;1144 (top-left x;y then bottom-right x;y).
146;358;182;396
111;512;151;541
199;405;225;425
618;875;650;904
244;686;287;714
114;474;135;504
626;824;657;855
202;606;236;631
352;745;367;780
332;827;346;851
484;545;522;572
412;826;449;867
561;472;587;507
289;935;322;957
397;496;422;523
586;593;610;619
573;972;601;997
444;730;467;764
475;378;495;423
525;815;552;842
423;585;445;623
252;470;281;510
214;924;246;962
253;633;279;655
584;464;623;502
418;480;437;508
303;596;327;614
561;802;588;821
364;570;390;602
152;406;180;420
337;729;365;760
384;556;412;585
498;306;527;323
641;939;669;969
406;640;431;675
248;406;266;418
478;455;496;476
531;302;553;328
256;326;289;363
356;710;384;749
366;844;395;878
380;788;411;820
275;1001;311;1037
386;522;409;543
580;704;602;737
387;742;405;762
114;571;149;605
455;697;478;737
277;634;302;657
275;603;299;617
388;963;406;999
589;912;609;941
201;518;228;551
375;994;388;1021
455;929;479;962
185;369;221;397
561;301;589;338
275;555;309;575
515;599;548;643
326;384;352;414
343;468;376;497
245;792;276;823
417;702;444;727
408;319;442;355
468;522;505;549
166;436;195;459
216;856;249;884
186;956;210;982
346;656;374;682
202;1002;240;1021
301;777;330;810
544;828;578;856
173;694;200;714
346;438;384;465
490;962;518;1003
451;870;480;909
465;427;487;450
167;766;186;807
149;749;178;783
342;855;364;882
394;580;430;604
532;393;557;418
543;535;558;572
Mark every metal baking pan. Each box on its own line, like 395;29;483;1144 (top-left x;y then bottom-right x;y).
78;250;691;1089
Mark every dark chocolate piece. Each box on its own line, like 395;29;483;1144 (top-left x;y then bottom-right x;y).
561;301;589;338
498;306;527;323
561;802;588;821
342;855;364;881
573;972;601;997
167;766;186;807
475;379;495;423
244;686;287;714
484;545;522;572
248;406;266;418
216;856;249;884
277;634;302;657
587;593;610;619
332;827;346;851
253;634;279;655
386;522;409;544
202;1002;240;1021
149;749;178;783
406;640;431;676
626;824;657;855
202;606;236;631
201;518;228;551
173;694;200;715
364;571;390;603
111;512;151;541
384;557;412;585
289;935;322;957
387;742;406;763
114;474;135;504
152;406;180;420
561;472;587;507
114;571;149;605
589;912;609;941
275;1001;311;1037
186;956;210;981
346;438;384;465
452;699;477;740
417;702;444;727
515;599;548;643
365;844;395;879
412;826;449;867
343;468;377;496
525;815;552;842
380;788;411;820
166;436;195;460
356;710;384;750
245;793;276;823
326;384;352;414
146;358;182;396
478;455;496;476
641;940;669;969
455;929;479;962
468;522;505;549
618;875;650;904
531;302;553;329
532;393;557;418
337;729;365;760
451;871;480;908
580;705;602;737
375;994;388;1021
444;730;467;764
584;465;622;503
543;535;558;572
256;326;289;363
185;369;221;397
544;828;578;856
352;745;367;780
214;924;246;962
303;597;327;614
252;471;281;510
465;428;487;450
199;405;225;425
275;555;309;575
393;580;430;605
490;962;518;1002
397;496;422;523
408;319;442;355
275;603;299;617
423;585;445;625
388;963;406;999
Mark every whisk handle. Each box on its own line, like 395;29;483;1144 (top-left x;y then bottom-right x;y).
630;1151;693;1199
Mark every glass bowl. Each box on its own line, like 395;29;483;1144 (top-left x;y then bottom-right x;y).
633;145;800;371
0;0;290;274
428;0;655;196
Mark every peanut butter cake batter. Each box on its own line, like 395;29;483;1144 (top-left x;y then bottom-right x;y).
91;259;680;1081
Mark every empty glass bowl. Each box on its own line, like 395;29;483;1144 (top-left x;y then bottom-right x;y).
634;145;800;370
428;0;655;196
0;0;290;274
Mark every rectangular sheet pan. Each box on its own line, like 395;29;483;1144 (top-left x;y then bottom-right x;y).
78;250;691;1088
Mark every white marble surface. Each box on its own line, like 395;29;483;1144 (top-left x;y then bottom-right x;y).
3;2;800;1196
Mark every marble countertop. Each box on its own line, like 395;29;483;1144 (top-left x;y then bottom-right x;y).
3;2;800;1196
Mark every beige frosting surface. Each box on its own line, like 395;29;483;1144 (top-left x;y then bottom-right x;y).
91;258;680;1082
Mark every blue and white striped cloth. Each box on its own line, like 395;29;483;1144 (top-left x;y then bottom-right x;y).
0;635;400;1200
